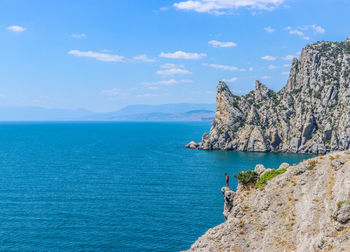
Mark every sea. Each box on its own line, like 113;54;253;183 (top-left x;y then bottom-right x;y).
0;122;313;251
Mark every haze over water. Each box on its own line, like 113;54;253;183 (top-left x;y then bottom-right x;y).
0;122;312;251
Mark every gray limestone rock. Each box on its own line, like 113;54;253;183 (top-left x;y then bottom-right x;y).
221;187;236;219
254;164;265;175
187;38;350;154
279;162;290;170
334;204;350;224
186;151;350;251
186;141;199;149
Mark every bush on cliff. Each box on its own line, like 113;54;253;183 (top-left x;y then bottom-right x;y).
255;168;286;189
234;170;259;185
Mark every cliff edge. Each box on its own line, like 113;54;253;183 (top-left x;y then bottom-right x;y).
187;38;350;154
186;151;350;251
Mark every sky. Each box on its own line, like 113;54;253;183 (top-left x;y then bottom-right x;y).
0;0;350;112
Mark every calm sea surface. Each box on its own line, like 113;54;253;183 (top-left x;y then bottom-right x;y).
0;122;312;251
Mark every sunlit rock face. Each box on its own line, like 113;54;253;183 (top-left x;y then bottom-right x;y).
186;151;350;251
187;38;350;154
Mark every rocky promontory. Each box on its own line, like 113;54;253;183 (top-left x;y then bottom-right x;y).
187;38;350;154
186;151;350;251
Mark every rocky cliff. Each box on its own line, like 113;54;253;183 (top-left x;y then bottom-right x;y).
186;151;350;251
187;38;350;154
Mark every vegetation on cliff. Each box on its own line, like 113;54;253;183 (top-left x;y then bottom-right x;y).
186;151;350;251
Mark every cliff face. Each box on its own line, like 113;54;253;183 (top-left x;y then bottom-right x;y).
186;151;350;251
187;38;350;154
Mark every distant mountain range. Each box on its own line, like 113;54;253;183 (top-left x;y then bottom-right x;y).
0;103;215;121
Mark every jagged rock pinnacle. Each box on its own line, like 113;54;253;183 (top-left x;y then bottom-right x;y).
187;38;350;154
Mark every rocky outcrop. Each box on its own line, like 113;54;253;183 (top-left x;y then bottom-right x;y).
186;151;350;251
187;38;350;154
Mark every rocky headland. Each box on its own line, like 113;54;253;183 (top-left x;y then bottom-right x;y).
186;151;350;251
187;38;350;154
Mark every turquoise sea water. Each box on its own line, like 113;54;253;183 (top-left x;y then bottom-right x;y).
0;122;313;251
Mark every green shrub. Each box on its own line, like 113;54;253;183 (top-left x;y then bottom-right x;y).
291;87;302;95
269;91;280;106
255;103;262;109
337;200;350;209
234;170;259;185
307;160;318;170
232;100;239;108
255;168;287;189
314;91;321;99
239;119;246;128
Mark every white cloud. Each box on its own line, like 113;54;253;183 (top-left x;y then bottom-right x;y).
282;54;297;61
288;29;310;40
300;24;325;34
160;51;206;59
208;63;238;71
142;79;179;86
160;63;184;68
281;72;289;75
161;63;176;68
100;88;123;96
283;63;291;67
173;0;285;14
133;54;157;62
71;33;86;38
264;26;275;33
261;75;272;79
223;77;238;83
249;67;254;71
142;79;192;86
148;86;160;90
288;28;304;36
100;88;138;97
156;68;192;75
137;93;158;97
267;65;278;70
68;50;124;62
7;25;25;32
180;79;193;83
314;25;325;34
261;55;277;61
208;40;237;48
287;25;325;40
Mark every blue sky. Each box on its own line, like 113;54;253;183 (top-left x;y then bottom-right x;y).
0;0;349;112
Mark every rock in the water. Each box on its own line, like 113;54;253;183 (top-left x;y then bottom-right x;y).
185;141;199;149
187;38;350;154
